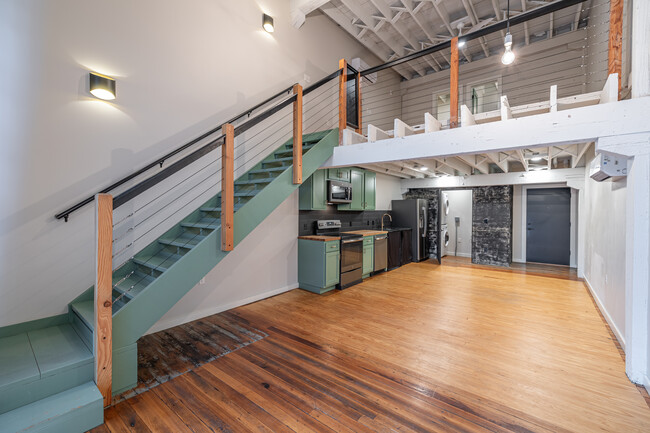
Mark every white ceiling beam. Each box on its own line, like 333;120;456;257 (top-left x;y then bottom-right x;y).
374;162;425;178
290;0;330;28
360;165;411;179
401;168;586;189
437;157;472;175
461;0;491;57
491;0;506;39
520;0;530;45
572;142;592;168
457;154;490;174
320;4;412;80
548;146;553;169
485;152;509;173
398;0;445;70
516;149;529;171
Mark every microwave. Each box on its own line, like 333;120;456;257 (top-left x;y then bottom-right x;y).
328;180;353;204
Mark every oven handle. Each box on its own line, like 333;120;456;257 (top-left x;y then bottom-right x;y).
342;239;362;244
375;236;387;241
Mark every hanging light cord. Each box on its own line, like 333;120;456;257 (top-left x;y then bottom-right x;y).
507;0;510;33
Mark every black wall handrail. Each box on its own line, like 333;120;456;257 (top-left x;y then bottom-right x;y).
361;0;583;76
56;69;342;221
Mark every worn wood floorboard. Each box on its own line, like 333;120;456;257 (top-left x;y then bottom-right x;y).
92;260;650;432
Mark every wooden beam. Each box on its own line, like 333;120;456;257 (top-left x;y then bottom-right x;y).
572;142;591;168
394;118;415;137
516;149;529;171
608;0;623;97
221;123;234;251
338;58;347;143
356;72;362;134
292;84;303;185
94;193;113;407
548;147;553;169
550;85;558;112
450;37;459;129
424;112;442;133
600;73;620;103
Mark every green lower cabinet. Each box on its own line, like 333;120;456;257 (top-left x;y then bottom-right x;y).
298;239;340;294
362;236;374;278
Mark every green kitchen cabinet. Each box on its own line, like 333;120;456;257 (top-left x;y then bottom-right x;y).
298;239;340;294
299;169;327;210
362;236;374;278
339;168;376;211
328;168;351;182
364;171;376;210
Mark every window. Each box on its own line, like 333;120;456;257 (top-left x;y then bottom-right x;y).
467;79;500;114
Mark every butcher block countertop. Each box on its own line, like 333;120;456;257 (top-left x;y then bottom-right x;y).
343;230;388;236
298;235;341;241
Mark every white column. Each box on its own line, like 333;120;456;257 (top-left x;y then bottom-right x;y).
625;152;650;385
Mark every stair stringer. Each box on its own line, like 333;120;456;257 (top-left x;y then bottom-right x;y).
110;129;337;388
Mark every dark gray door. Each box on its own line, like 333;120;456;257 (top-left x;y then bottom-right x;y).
526;188;571;265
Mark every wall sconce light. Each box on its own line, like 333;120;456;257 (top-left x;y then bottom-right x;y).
263;14;274;33
89;72;116;100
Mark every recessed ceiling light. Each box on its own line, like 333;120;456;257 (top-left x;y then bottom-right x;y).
531;156;543;162
419;166;428;171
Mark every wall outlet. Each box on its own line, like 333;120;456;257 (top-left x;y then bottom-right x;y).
200;277;205;285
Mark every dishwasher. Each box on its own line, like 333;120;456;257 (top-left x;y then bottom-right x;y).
374;234;388;272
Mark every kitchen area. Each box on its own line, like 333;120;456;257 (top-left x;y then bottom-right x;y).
297;167;420;294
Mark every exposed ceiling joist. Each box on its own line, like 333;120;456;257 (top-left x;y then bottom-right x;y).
521;0;531;45
516;149;529;171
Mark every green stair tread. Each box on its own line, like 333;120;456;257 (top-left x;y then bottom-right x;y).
28;324;92;378
158;232;205;249
235;178;274;186
0;333;40;389
0;381;103;433
133;251;184;272
114;272;156;297
70;301;94;331
249;166;288;174
233;191;260;197
181;219;221;229
200;204;243;212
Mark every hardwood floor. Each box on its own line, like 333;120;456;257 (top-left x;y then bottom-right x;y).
91;261;650;432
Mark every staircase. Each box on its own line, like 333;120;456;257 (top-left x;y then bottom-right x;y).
0;128;338;432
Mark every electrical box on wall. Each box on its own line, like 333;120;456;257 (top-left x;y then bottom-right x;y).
589;153;627;182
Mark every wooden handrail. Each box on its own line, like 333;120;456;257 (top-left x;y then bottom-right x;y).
221;124;234;251
449;37;459;129
94;193;113;406
338;58;347;143
293;84;303;184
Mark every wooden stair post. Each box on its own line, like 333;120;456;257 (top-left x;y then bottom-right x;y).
608;0;623;98
293;84;303;185
338;58;347;143
356;71;362;134
450;37;459;128
94;193;113;407
222;123;234;251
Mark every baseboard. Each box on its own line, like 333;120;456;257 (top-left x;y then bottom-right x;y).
583;276;626;351
512;258;526;264
643;374;650;395
448;252;471;258
146;283;299;334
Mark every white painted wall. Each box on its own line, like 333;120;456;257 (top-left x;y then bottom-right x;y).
0;0;377;327
375;172;404;210
442;190;472;257
582;151;627;347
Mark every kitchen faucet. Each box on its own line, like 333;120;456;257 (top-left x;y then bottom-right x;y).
381;213;392;231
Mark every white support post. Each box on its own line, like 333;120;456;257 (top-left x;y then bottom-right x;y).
394;118;415;138
600;73;620;104
500;96;512;120
424;112;442;133
550;85;558;112
341;129;367;146
368;124;391;143
460;105;476;127
625;152;650;385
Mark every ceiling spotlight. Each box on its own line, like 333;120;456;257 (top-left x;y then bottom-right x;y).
89;72;116;100
502;32;515;65
263;13;274;33
419;166;428;171
531;156;543;162
501;0;515;65
457;24;466;48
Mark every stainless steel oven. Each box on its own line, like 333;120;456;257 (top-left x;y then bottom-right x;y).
339;234;363;289
328;180;352;204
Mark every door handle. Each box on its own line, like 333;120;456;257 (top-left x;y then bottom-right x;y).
527;228;534;231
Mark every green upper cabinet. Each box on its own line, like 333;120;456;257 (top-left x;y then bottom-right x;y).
338;168;376;211
364;171;376;210
328;168;350;182
299;169;327;210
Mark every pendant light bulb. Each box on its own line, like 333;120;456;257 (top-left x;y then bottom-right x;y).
501;32;515;65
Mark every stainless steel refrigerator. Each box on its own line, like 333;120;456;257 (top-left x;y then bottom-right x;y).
391;199;429;262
